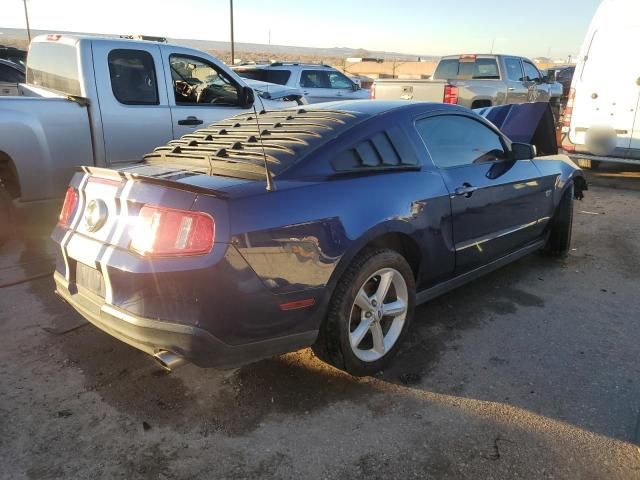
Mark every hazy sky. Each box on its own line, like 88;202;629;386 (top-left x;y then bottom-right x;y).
2;0;602;58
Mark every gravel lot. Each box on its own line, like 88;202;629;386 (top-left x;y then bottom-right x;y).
1;181;639;479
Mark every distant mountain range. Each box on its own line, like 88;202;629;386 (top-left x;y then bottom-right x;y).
0;27;439;62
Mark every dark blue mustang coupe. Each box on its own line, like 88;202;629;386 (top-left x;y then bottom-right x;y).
52;101;586;376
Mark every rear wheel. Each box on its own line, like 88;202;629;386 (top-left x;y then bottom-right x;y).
0;185;16;246
543;184;574;257
313;248;415;376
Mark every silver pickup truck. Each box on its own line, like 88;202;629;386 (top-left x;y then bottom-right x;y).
0;34;304;239
373;54;562;112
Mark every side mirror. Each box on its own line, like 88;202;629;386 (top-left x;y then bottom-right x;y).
239;86;255;108
351;83;359;91
543;74;555;84
511;142;537;160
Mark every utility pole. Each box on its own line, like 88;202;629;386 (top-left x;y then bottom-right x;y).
229;0;235;65
23;0;32;43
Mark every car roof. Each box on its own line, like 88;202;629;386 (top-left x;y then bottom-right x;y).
143;101;469;179
235;63;335;71
301;100;467;117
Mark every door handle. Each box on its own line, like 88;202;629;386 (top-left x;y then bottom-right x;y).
454;183;479;198
508;87;516;91
177;116;204;126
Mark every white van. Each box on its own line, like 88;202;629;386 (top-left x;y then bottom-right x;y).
561;0;640;168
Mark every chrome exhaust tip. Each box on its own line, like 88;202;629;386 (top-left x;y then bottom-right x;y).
153;351;187;372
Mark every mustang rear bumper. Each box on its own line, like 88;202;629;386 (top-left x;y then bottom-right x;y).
54;271;318;369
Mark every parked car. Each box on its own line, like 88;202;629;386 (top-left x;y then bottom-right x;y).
233;63;370;103
51;100;585;376
372;54;563;116
0;34;304;242
0;46;27;67
561;0;640;168
0;58;24;96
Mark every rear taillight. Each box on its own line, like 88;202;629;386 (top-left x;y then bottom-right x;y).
562;88;576;128
443;84;458;104
58;187;78;226
370;83;376;100
130;205;214;257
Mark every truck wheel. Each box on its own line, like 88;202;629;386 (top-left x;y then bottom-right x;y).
313;248;415;376
0;185;16;246
543;184;574;257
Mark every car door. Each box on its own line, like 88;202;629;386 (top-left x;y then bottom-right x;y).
163;51;254;138
0;63;23;96
503;57;528;104
299;70;338;103
415;113;550;273
92;43;174;165
523;60;548;102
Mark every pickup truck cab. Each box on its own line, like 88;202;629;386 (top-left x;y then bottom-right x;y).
0;34;302;237
373;54;562;114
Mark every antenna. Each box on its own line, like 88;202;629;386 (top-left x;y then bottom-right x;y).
251;104;276;192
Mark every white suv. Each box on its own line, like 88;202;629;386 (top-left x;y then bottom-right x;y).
233;63;369;104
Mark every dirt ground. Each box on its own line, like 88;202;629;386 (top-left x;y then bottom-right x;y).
1;180;639;479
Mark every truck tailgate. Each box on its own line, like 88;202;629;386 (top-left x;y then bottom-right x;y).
373;79;447;102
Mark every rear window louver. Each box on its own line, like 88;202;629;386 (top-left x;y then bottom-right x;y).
331;127;419;172
143;109;359;180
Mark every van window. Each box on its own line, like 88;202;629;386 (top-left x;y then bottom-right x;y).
108;49;159;105
26;42;81;96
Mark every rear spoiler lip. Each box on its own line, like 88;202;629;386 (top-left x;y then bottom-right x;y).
77;166;230;199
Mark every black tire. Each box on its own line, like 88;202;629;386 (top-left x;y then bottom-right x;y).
0;185;16;246
543;184;574;257
313;248;416;376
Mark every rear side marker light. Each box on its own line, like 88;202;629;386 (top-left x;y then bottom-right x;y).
130;205;214;257
58;187;78;226
279;298;315;311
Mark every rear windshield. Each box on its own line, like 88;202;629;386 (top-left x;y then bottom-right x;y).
235;68;291;85
26;42;81;96
433;58;500;80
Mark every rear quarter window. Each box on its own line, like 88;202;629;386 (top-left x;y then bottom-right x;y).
26;42;81;96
